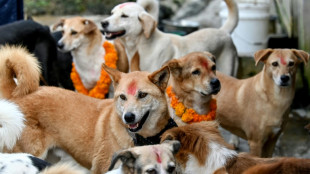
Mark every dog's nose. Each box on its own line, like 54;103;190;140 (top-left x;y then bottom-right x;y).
280;75;290;83
57;41;64;49
210;78;220;89
124;112;135;123
101;21;109;28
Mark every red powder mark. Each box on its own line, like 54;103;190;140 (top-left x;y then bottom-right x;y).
153;148;162;163
200;58;208;69
119;2;135;8
280;57;287;65
127;80;137;96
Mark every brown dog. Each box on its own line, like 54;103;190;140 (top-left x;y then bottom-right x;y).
161;121;310;174
165;52;220;126
0;46;172;173
214;49;309;157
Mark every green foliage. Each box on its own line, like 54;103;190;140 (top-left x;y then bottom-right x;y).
24;0;134;16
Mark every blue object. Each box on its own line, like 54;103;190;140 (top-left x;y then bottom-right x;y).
0;0;24;25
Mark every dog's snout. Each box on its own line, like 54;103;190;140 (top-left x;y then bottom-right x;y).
124;112;135;123
57;41;64;49
280;75;290;83
210;78;220;88
101;21;109;28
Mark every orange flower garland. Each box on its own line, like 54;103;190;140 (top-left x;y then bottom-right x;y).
70;41;118;99
166;86;217;123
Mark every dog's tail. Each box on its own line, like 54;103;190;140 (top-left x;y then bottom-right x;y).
40;163;85;174
0;99;25;151
220;0;239;34
0;45;41;99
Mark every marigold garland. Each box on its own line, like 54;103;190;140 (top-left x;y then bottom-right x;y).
70;41;118;99
166;86;217;123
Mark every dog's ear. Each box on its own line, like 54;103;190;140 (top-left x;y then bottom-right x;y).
161;132;176;142
82;19;97;34
292;49;309;65
254;49;273;66
53;19;65;31
162;140;181;155
102;64;122;88
148;66;170;92
108;150;138;171
139;12;156;39
166;59;182;78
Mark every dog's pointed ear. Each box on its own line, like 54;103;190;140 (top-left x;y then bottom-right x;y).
148;66;170;92
82;19;97;34
292;49;309;65
254;49;273;66
102;64;122;88
108;150;138;171
139;12;156;39
162;140;181;155
166;59;182;78
53;19;65;31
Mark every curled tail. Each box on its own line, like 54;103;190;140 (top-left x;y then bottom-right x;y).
220;0;239;34
0;99;25;151
0;45;41;99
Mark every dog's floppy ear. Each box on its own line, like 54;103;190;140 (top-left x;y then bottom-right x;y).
102;64;122;88
82;19;97;34
53;19;65;31
148;66;170;92
166;59;182;78
254;48;273;66
292;49;309;65
162;140;181;155
139;12;156;39
108;150;138;171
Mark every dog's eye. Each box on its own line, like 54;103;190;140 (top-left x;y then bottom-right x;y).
288;61;295;67
192;70;201;75
211;65;216;71
120;94;127;101
272;62;278;67
138;92;148;99
71;30;77;35
146;168;157;174
121;14;129;18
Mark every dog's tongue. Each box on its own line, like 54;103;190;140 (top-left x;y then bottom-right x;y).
129;122;139;129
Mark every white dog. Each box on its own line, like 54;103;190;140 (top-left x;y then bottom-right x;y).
101;0;239;76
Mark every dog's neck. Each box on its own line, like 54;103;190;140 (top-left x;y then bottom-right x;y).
72;31;106;90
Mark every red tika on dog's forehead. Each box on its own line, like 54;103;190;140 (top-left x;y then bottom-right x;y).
119;2;136;8
153;147;162;163
127;80;137;96
199;58;209;70
276;52;287;65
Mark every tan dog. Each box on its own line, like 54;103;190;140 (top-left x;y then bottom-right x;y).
106;141;181;174
53;17;128;92
214;49;309;157
0;46;172;174
161;121;310;174
165;52;220;126
101;0;239;76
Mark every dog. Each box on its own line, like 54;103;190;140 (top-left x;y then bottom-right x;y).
214;49;309;157
161;121;310;174
0;20;59;86
106;140;181;174
164;52;221;126
0;45;173;173
101;0;239;76
53;17;128;98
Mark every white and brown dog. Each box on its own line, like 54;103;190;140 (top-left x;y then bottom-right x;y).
214;49;309;157
53;17;128;97
0;45;174;173
161;121;310;174
101;0;239;76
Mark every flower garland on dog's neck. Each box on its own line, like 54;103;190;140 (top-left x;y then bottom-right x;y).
166;86;217;123
70;41;118;99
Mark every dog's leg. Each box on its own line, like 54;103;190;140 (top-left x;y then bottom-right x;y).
229;134;240;150
248;140;263;157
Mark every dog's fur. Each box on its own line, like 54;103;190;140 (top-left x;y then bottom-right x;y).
101;0;239;76
165;52;221;126
0;45;172;173
161;121;310;174
106;140;181;174
214;49;309;157
53;17;128;91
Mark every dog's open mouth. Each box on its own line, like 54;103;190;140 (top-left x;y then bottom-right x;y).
128;111;150;132
105;30;126;40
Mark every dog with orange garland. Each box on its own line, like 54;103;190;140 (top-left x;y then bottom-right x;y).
53;17;128;99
